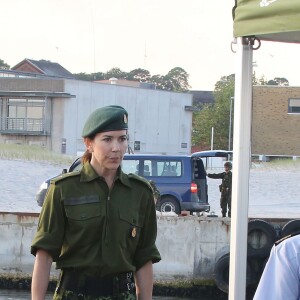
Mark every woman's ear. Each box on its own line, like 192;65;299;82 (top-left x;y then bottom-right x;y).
84;138;93;152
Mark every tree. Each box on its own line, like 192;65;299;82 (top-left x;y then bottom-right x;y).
0;59;10;69
192;74;235;150
164;67;190;92
126;68;151;82
73;67;190;92
267;77;289;86
104;67;127;80
192;73;290;151
150;74;167;90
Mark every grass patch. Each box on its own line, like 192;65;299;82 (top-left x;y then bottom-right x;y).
0;143;75;165
262;157;300;169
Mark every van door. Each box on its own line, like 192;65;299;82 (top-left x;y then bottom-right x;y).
191;150;232;204
193;158;208;202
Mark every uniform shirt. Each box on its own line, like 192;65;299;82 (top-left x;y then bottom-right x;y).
253;234;300;300
207;171;232;190
31;162;161;276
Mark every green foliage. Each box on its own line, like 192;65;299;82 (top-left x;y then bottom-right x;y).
165;67;190;92
73;66;190;92
104;67;127;80
267;77;289;86
0;59;10;69
192;72;290;150
0;143;74;165
192;74;235;150
73;72;105;81
126;68;151;82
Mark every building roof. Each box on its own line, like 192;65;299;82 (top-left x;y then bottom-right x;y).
11;59;75;79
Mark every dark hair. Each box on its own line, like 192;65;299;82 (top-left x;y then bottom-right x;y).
82;134;96;164
82;150;92;164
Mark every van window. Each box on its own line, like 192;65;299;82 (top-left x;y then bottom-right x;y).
159;161;181;177
122;159;139;175
122;158;181;177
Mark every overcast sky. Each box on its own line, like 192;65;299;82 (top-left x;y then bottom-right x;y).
2;0;300;90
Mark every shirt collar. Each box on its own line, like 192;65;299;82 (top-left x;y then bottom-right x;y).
80;161;132;188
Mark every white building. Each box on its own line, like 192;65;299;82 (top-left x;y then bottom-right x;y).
0;71;193;155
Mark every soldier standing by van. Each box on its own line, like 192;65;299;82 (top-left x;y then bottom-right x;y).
207;161;232;218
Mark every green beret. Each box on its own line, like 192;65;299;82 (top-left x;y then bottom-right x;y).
82;105;128;137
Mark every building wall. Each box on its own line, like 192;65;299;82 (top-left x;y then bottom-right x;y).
0;212;291;283
12;62;43;74
0;78;64;91
0;78;192;155
61;80;193;155
0;212;231;280
252;86;300;156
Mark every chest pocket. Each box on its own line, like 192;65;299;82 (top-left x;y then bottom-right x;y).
119;210;144;249
64;195;101;220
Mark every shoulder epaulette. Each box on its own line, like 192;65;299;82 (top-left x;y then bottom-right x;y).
275;231;300;246
127;173;152;190
50;171;80;185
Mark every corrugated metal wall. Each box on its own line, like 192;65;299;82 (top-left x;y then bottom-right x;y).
61;80;193;155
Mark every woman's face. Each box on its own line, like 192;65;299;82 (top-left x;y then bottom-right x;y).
86;130;128;171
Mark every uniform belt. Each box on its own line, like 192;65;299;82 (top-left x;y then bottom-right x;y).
58;269;135;297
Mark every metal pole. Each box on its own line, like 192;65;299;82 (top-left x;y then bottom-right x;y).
228;97;234;151
228;37;253;300
210;126;214;150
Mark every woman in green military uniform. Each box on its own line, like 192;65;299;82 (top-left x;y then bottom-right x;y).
31;105;161;300
207;161;232;218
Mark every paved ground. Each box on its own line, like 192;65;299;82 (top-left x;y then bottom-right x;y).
1;158;300;218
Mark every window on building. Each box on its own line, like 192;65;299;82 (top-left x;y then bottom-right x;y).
288;98;300;113
7;98;45;132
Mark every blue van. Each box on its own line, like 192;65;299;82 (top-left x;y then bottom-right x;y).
36;151;231;214
122;154;209;214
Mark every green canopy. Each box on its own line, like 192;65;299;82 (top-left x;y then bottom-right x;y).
233;0;300;43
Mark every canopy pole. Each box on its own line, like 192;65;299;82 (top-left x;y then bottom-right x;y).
228;37;253;300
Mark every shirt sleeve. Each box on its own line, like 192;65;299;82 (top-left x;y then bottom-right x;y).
31;182;65;261
253;239;300;300
207;172;224;179
133;189;161;270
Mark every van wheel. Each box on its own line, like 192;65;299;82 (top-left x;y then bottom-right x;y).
159;197;180;214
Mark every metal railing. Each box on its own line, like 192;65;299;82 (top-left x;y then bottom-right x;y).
0;117;50;134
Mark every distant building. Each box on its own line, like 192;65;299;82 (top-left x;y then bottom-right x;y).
11;59;75;79
252;85;300;159
96;78;156;90
0;59;193;156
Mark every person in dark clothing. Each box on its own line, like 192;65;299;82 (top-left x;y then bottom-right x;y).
207;161;232;217
194;158;207;202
